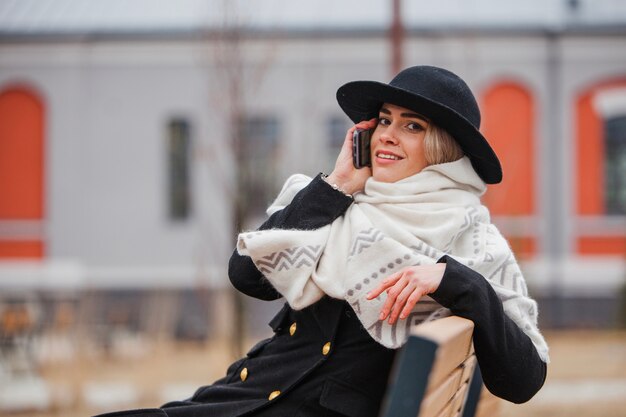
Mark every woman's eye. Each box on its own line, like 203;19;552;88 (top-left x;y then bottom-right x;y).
378;117;391;126
407;122;424;131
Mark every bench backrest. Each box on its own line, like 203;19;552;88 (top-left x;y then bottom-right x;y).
380;316;478;417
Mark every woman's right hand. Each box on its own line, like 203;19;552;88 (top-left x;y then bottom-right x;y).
325;118;377;195
366;264;446;325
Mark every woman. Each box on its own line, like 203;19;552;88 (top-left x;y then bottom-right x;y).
96;65;548;417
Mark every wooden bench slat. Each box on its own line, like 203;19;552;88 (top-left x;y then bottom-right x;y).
459;355;477;385
433;380;470;417
419;354;477;417
474;387;501;417
381;317;477;417
411;317;475;391
432;393;454;417
450;381;471;415
410;316;475;348
419;367;463;417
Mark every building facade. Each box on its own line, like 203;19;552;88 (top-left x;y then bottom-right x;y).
1;0;626;329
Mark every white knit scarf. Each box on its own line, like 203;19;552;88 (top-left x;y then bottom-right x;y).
238;157;549;362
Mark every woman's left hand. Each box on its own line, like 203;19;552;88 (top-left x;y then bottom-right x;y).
366;264;446;324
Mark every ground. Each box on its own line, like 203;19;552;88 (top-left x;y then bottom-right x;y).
5;330;626;417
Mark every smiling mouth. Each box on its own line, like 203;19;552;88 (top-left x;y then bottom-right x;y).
376;151;404;161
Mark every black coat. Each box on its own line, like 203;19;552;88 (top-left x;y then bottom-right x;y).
95;175;546;417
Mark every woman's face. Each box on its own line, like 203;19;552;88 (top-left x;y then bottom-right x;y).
370;103;429;183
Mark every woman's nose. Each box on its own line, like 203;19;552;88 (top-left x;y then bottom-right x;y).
380;131;399;145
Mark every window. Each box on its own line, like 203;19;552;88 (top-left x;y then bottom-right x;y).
0;86;45;258
480;82;536;258
605;115;626;214
481;82;535;215
167;119;192;221
575;80;626;255
238;116;281;225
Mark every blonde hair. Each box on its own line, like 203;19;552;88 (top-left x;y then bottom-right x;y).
423;123;464;165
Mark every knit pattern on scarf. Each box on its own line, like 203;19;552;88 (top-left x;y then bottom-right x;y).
237;157;549;362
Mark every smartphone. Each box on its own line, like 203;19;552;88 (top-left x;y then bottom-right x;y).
352;128;373;168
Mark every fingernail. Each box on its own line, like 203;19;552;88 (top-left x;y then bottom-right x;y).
379;313;385;320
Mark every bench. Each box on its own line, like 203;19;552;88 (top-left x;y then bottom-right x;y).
379;316;500;417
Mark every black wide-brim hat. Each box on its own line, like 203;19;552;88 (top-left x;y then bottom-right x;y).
336;65;502;184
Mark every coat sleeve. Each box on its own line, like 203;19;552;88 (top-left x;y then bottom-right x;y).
228;174;354;300
431;255;547;404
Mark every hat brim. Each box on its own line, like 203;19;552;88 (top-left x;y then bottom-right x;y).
336;80;502;184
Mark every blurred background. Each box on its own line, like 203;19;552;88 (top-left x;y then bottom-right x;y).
0;0;625;416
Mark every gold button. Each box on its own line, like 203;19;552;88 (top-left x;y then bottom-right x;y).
268;390;281;401
289;322;297;336
322;342;331;355
240;367;248;382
